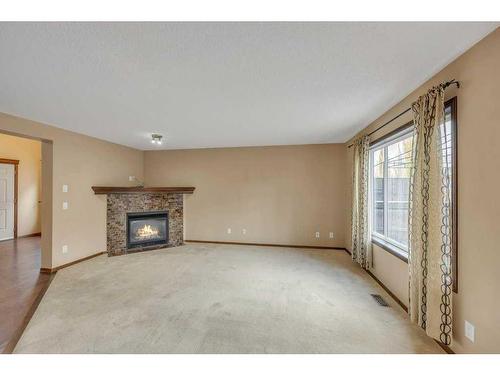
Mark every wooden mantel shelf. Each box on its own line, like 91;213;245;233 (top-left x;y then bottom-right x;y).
91;186;195;195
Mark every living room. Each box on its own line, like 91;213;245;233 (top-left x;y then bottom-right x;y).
1;2;499;373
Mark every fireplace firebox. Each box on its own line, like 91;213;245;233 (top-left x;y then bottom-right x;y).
126;211;169;249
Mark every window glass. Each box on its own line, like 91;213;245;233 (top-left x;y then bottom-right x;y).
373;148;385;236
442;106;453;203
370;130;413;252
441;105;454;270
386;136;413;248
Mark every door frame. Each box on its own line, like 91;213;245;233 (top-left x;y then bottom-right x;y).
0;158;19;238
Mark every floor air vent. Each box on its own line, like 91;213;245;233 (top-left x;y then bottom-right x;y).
371;294;390;307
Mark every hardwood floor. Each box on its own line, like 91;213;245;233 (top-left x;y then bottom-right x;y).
0;236;51;353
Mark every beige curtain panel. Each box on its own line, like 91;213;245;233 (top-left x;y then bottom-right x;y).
351;135;371;269
409;85;453;346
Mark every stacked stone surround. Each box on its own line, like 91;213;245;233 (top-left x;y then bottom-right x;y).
106;193;183;256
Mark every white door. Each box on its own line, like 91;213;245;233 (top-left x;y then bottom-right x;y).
0;163;15;240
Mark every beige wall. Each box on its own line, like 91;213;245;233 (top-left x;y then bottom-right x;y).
0;113;143;269
0;133;41;236
145;144;348;248
346;28;500;353
371;244;409;304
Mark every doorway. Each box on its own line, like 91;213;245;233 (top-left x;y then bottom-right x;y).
0;159;18;240
0;132;46;353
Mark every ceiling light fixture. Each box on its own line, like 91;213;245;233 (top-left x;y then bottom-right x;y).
151;134;163;145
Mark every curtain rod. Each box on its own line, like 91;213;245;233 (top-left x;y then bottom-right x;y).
347;79;460;148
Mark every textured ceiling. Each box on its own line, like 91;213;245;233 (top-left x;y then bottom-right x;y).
0;22;497;150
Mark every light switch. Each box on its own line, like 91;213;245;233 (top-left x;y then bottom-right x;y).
62;201;69;210
62;245;68;254
62;184;68;193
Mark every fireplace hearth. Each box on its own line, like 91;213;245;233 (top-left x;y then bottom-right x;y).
126;211;168;249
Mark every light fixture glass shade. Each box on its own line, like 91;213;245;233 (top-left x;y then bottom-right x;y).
151;134;163;145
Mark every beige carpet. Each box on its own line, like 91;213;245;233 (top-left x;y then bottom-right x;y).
14;243;443;353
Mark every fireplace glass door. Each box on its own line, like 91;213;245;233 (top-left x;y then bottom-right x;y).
126;211;168;249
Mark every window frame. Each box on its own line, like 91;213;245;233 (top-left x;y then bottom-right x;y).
446;97;458;293
369;124;414;259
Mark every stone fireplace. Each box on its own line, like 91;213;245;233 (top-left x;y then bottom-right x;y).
92;186;195;256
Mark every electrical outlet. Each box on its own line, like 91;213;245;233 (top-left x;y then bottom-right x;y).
129;176;135;182
315;232;320;238
62;201;69;210
465;320;475;342
62;184;68;193
62;245;68;254
227;228;232;234
329;232;334;239
242;229;246;235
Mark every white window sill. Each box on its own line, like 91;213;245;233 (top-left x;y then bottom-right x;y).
372;237;408;263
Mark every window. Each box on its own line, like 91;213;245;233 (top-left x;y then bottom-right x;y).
369;98;457;292
370;127;413;256
444;97;458;292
